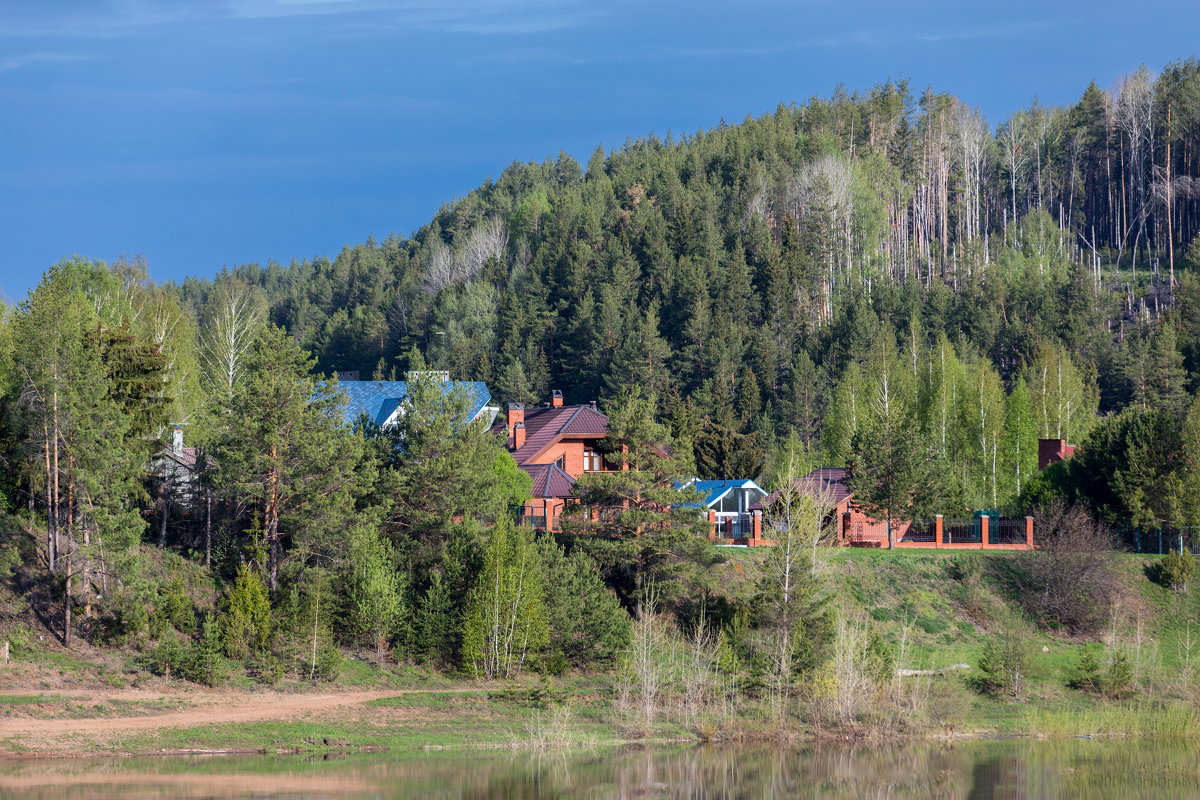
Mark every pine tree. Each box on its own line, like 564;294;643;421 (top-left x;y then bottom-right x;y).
847;345;942;548
213;325;366;590
536;537;631;670
564;387;717;613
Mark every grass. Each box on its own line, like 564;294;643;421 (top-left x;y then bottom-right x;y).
104;688;622;756
0;694;65;705
0;694;188;719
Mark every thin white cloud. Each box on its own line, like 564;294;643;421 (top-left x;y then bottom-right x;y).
0;0;601;38
915;21;1054;43
0;51;95;70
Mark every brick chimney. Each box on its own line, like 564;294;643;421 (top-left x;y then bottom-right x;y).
1038;438;1075;470
512;421;526;450
551;389;563;408
506;402;524;429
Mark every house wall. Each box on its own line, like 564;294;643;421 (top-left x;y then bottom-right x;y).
520;497;568;530
536;440;586;477
531;438;612;479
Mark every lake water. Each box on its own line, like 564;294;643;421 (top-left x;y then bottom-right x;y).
2;738;1198;799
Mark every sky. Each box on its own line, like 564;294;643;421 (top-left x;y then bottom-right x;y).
2;0;1198;302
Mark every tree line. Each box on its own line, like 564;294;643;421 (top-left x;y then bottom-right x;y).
3;63;1200;690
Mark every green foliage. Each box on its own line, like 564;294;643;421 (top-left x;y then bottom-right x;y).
1158;550;1196;591
537;536;632;670
374;373;531;558
975;631;1031;699
152;581;195;635
947;553;983;584
565;387;718;614
345;526;406;655
461;522;548;680
190;614;225;687
212;324;369;589
222;563;271;659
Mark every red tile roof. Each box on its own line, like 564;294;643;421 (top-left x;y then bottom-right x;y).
751;467;853;511
520;463;577;498
496;404;610;465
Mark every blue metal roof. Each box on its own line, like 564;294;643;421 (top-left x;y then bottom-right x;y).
674;478;767;508
338;380;493;427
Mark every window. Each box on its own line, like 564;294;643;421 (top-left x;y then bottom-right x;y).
555;455;566;471
584;448;604;472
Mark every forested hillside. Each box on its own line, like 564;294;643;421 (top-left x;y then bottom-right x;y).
174;60;1200;516
3;63;1200;703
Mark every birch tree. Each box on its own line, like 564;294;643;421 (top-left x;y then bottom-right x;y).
199;279;266;413
461;521;548;680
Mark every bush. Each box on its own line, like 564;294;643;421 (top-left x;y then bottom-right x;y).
222;564;271;659
1102;651;1136;700
153;581;196;634
1069;647;1102;693
974;632;1030;699
1158;551;1196;591
947;553;983;583
189;614;225;687
1017;502;1119;635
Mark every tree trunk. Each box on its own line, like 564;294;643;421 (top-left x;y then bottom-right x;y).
62;543;72;647
158;486;169;549
204;489;212;569
887;516;894;550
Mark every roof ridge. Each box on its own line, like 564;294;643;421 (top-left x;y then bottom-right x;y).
560;405;585;433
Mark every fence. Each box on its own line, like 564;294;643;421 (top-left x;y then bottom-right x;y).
991;518;1028;545
942;518;981;544
515;508;547;529
899;521;935;544
1114;526;1200;555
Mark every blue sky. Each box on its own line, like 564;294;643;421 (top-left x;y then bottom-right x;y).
2;0;1197;302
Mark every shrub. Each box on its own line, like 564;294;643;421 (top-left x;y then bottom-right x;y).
1069;647;1102;693
1158;551;1196;591
948;553;983;583
1102;651;1136;700
153;581;195;634
189;614;225;687
975;632;1030;699
222;563;271;659
1017;502;1119;635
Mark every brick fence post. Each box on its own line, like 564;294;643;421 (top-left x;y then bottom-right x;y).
935;514;943;548
752;510;762;545
1025;515;1034;548
707;510;717;542
980;515;989;549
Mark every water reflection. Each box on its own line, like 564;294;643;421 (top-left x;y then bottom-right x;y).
2;738;1198;799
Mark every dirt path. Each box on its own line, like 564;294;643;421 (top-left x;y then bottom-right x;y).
0;686;491;752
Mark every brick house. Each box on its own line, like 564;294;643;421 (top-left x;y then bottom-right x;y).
495;390;618;531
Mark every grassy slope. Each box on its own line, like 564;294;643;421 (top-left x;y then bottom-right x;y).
826;548;1200;733
3;546;1199;756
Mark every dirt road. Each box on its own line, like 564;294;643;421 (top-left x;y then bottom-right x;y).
1;689;396;737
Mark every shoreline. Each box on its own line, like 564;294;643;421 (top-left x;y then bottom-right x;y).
3;684;1191;762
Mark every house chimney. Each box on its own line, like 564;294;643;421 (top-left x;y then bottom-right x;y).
589;400;597;412
551;389;563;408
172;425;184;455
512;421;526;450
507;402;524;430
1038;438;1075;470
